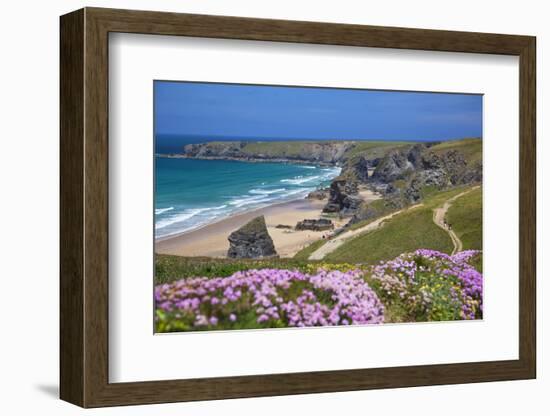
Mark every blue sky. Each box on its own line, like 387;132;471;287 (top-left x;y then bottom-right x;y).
154;81;482;143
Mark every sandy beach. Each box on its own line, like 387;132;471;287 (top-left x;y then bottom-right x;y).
155;198;344;258
156;187;381;258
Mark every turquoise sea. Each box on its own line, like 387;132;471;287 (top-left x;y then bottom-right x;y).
155;157;340;238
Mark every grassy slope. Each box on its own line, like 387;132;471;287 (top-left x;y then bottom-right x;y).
242;138;480;161
324;187;477;264
193;138;479;164
325;209;453;264
190;139;483;174
446;187;483;250
344;141;412;158
240;140;414;159
155;255;319;284
241;141;319;157
293;239;327;260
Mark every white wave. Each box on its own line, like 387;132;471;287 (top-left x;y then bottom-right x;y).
300;165;317;169
155;207;174;215
229;195;272;208
155;205;227;230
281;188;313;198
280;175;321;185
323;167;342;174
249;188;286;195
210;205;228;210
155;166;341;237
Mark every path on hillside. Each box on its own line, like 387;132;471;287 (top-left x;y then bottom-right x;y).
308;204;424;261
432;186;480;255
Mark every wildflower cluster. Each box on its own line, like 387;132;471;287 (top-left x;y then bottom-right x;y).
304;262;366;275
370;249;482;321
155;268;384;332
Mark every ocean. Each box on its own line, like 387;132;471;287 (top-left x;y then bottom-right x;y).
155;157;340;238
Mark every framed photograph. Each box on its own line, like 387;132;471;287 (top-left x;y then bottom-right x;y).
60;7;536;408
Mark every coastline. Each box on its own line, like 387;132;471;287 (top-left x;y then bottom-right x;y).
155;153;339;168
155;197;346;258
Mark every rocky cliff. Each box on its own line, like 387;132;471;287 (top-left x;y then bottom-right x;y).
182;141;355;165
323;179;362;215
370;143;481;191
176;138;482;222
349;139;482;224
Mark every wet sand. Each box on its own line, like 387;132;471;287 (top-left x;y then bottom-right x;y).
155;198;345;258
156;187;380;258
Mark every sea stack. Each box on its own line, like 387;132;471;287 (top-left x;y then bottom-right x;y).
227;216;278;259
322;179;362;214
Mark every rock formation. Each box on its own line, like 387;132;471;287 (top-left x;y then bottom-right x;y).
322;179;362;215
183;141;355;165
370;149;415;183
295;218;334;231
306;188;329;200
340;155;371;182
227;216;277;259
369;144;482;205
178;139;482;231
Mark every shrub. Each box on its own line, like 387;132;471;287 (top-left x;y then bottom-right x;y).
369;249;482;321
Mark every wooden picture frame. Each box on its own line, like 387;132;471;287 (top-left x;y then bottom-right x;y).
60;7;536;408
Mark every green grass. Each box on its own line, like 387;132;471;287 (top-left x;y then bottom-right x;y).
325;208;453;264
324;186;477;264
241;141;316;157
348;216;381;231
155;255;319;284
343;141;412;158
293;239;327;260
242;140;412;162
348;199;395;231
190;139;480;169
430;137;482;166
446;187;483;250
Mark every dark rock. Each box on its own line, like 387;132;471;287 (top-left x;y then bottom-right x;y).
372;145;478;198
407;144;427;169
459;160;482;184
419;150;444;170
227;216;277;259
414;169;448;189
441;150;467;185
348;202;380;225
341;155;370;182
371;150;414;182
342;194;363;212
370;157;381;168
295;218;334;231
403;178;422;203
306;188;329;200
275;224;293;229
384;183;398;196
323;179;360;214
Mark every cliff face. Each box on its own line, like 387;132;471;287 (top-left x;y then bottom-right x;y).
370;143;481;190
323;179;362;215
177;138;482;222
182;141;356;165
349;139;482;224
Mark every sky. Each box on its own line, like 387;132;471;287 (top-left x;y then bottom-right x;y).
154;81;482;146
